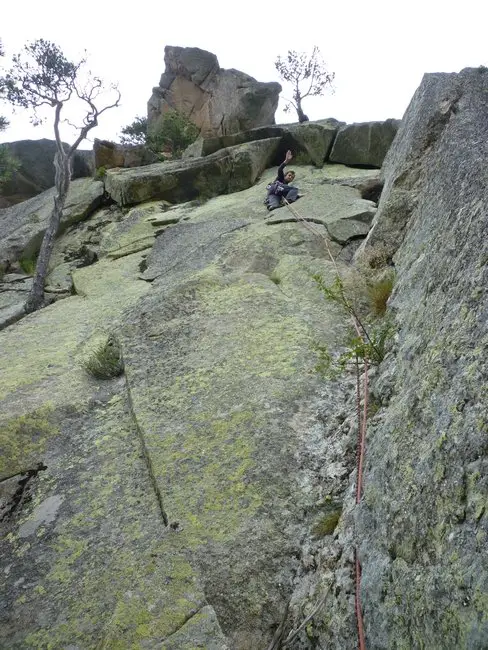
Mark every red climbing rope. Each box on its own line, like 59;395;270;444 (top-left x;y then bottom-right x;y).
281;199;368;650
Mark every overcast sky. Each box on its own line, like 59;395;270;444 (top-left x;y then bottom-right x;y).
1;0;487;147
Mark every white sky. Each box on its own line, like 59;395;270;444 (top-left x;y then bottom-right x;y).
1;0;487;147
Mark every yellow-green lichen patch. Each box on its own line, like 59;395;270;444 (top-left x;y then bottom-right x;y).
149;409;263;548
4;389;206;649
196;275;316;380
126;270;321;552
159;605;228;650
100;201;168;259
0;405;57;479
72;250;148;300
97;552;204;649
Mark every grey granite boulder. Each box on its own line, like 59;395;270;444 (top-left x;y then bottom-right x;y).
329;119;401;168
104;138;281;206
184;118;344;167
93;138;159;170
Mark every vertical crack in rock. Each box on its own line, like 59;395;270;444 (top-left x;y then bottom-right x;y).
124;378;169;526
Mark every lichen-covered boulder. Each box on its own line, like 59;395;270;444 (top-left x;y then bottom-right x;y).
147;46;281;139
183;125;285;158
284;119;343;167
104;138;281;206
0;178;104;273
0;163;374;649
183;118;344;168
329;119;401;168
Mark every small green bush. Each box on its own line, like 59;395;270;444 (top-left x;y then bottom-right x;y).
314;316;395;379
367;270;395;317
120;116;147;146
94;165;107;180
120;111;199;159
269;270;282;285
81;332;124;379
312;272;395;378
19;257;37;275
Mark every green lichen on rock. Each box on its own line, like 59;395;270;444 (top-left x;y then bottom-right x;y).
356;68;488;649
2;390;213;649
1;151;381;648
0;405;57;479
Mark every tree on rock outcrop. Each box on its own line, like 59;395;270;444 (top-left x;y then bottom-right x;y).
120;116;148;146
120;110;199;158
275;46;335;123
1;39;120;313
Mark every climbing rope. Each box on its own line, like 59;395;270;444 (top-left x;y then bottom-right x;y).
281;198;368;650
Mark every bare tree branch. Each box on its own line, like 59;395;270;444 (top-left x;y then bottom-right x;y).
275;46;335;122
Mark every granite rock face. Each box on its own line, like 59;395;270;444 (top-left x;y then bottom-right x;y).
4;66;488;649
104;138;282;206
93;138;159;170
0;178;104;273
356;67;488;649
184;119;344;168
183;117;401;170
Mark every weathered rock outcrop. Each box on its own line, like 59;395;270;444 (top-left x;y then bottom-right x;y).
184;118;344;167
184;117;402;170
356;67;488;648
0;178;104;273
329;119;400;167
0;139;93;206
93;138;159;170
147;46;281;139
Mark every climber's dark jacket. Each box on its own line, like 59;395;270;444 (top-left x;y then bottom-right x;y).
267;162;291;196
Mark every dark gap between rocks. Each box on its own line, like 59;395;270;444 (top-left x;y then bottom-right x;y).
1;462;48;522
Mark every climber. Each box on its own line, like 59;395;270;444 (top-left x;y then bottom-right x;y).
265;149;300;211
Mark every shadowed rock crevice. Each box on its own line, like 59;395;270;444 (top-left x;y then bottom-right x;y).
124;378;169;527
0;462;47;522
